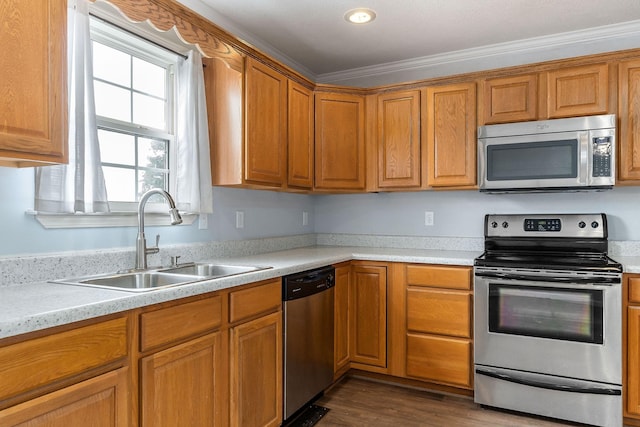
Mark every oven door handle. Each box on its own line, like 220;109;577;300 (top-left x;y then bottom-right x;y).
474;271;619;285
475;368;621;395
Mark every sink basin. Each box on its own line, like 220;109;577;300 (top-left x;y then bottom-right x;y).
159;263;268;278
51;264;272;292
52;271;207;292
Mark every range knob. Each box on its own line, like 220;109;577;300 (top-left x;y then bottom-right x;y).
591;221;599;229
491;221;498;228
578;221;586;229
502;221;509;228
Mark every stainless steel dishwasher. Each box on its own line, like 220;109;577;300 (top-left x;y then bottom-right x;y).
283;266;335;421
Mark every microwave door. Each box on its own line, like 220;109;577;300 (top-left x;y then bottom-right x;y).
479;131;586;191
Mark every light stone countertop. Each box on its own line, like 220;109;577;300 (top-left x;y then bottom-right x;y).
0;246;480;340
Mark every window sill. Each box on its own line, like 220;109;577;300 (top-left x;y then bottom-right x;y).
27;210;197;229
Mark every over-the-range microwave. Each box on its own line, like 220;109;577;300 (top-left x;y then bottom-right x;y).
478;114;616;193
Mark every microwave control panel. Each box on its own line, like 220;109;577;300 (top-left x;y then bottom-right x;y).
592;136;612;177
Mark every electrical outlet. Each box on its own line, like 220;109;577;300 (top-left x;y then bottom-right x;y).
235;211;244;229
425;211;434;226
302;211;309;226
198;213;208;230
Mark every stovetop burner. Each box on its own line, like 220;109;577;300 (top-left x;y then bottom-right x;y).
475;213;622;273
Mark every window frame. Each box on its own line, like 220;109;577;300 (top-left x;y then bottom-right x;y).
33;5;198;229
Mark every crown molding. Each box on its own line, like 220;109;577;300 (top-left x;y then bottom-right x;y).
316;19;640;87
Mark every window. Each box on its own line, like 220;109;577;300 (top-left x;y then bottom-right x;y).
90;17;179;211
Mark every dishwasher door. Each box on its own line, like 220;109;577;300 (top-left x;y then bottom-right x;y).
283;267;335;420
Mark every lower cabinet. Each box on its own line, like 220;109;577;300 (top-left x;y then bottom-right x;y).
403;264;473;389
350;262;388;369
140;333;224;427
229;279;283;427
625;275;640;423
334;263;351;376
0;368;129;427
230;311;282;427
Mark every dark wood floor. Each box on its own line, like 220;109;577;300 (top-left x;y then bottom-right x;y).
315;376;584;427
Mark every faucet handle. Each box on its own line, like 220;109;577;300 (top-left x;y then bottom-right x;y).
170;255;181;267
145;234;160;255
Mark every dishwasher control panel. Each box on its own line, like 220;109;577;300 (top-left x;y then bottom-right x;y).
282;266;335;301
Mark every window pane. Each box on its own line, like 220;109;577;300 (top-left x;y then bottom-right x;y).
139;137;168;169
94;81;131;122
133;58;166;98
139;170;167;196
92;41;131;87
133;93;166;130
102;166;136;202
98;130;135;165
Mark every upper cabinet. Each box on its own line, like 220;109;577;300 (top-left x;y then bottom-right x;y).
205;57;288;188
480;63;611;125
244;57;288;187
546;63;610;119
618;59;640;182
0;0;68;167
315;91;366;191
376;90;423;189
287;81;314;189
425;83;477;188
481;74;538;124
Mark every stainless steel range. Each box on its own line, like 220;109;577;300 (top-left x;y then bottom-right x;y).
474;213;623;427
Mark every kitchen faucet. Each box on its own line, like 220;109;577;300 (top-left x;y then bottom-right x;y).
135;189;183;270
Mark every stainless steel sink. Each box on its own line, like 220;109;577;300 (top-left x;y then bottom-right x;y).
159;263;268;277
50;263;272;292
52;271;208;292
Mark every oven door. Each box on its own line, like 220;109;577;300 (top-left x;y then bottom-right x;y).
474;268;621;385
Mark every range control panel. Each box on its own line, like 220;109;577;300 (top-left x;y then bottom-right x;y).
485;213;607;239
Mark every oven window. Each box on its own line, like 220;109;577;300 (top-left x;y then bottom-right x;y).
488;284;603;344
487;139;578;181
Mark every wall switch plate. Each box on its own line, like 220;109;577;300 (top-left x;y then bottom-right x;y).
302;211;309;226
198;213;208;230
235;211;244;229
425;211;434;226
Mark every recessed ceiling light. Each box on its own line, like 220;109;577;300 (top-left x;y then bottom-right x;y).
344;8;376;25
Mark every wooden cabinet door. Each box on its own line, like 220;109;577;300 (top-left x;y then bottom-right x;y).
425;83;476;188
546;63;609;119
619;59;640;182
288;81;314;189
0;0;67;166
230;311;282;427
350;264;387;368
334;264;351;375
481;74;538;124
376;90;422;189
628;306;640;416
0;369;129;427
315;92;366;190
140;333;224;427
245;57;287;186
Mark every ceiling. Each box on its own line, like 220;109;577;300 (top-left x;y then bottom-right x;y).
193;0;640;83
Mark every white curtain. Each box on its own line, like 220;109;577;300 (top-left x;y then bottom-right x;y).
35;0;109;213
175;50;213;214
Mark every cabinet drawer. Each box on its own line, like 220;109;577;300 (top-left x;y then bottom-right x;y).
405;265;472;290
407;288;471;338
630;278;640;304
406;333;472;389
229;279;281;324
0;317;128;402
140;295;222;352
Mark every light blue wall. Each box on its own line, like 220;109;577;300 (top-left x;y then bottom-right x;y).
314;187;640;241
2;164;640;257
0;168;314;257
